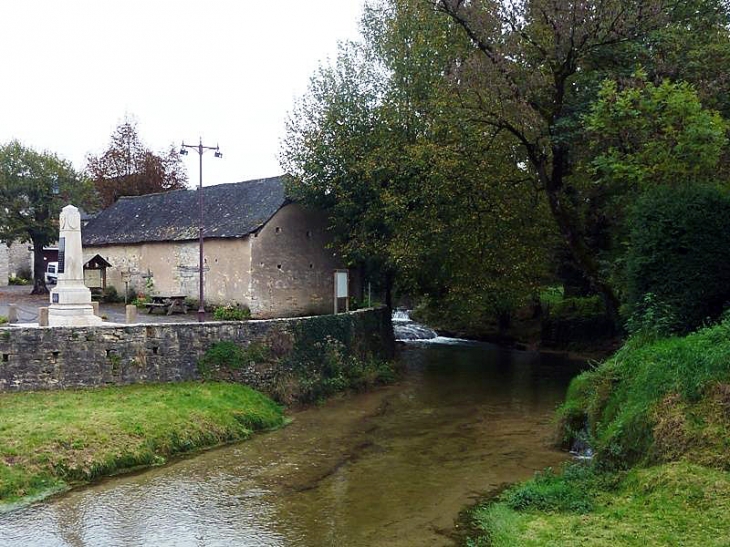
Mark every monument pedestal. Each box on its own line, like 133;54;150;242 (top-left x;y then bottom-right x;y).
48;303;101;326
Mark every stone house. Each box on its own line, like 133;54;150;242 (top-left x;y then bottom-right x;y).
81;176;351;318
0;241;34;286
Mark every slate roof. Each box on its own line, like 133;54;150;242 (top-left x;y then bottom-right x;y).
82;176;287;246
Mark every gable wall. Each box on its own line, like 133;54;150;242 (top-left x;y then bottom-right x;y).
249;203;349;318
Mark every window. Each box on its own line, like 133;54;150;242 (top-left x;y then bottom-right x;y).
275;227;281;233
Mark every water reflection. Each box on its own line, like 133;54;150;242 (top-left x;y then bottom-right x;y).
0;342;583;547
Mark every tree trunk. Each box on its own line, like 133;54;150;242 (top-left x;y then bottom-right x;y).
543;150;621;326
30;236;49;295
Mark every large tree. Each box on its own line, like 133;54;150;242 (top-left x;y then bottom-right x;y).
0;141;96;294
86;118;187;209
435;0;729;320
282;0;554;315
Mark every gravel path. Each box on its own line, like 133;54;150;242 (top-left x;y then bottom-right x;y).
0;285;206;324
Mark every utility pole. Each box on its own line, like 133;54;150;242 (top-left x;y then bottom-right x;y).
179;138;222;322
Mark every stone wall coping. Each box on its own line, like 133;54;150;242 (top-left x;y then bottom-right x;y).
0;307;385;333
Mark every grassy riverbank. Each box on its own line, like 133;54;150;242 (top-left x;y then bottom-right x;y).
0;382;284;507
468;462;730;546
465;318;730;546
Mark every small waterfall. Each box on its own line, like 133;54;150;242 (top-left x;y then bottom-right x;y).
392;309;439;341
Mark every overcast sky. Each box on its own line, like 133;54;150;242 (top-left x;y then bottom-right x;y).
0;0;364;186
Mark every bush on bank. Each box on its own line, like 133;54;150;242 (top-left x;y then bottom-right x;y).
624;184;730;334
0;382;284;506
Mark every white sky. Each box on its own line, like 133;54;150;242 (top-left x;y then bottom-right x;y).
0;0;364;186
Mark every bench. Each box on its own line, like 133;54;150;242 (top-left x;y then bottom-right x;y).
146;302;169;314
146;296;188;315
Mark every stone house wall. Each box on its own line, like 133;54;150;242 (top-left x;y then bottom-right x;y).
0;244;8;286
8;241;33;278
85;238;252;305
0;308;394;394
249;203;349;318
84;203;352;317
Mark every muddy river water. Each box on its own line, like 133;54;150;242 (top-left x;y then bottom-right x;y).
0;340;583;546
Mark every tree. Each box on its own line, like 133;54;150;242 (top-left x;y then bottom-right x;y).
435;0;727;321
86;118;187;209
585;76;727;191
282;0;554;316
0;141;97;294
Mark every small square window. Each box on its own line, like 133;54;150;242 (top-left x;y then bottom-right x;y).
275;227;281;233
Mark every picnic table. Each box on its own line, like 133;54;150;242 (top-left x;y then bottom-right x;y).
146;295;188;315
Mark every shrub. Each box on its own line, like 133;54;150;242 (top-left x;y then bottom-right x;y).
213;305;251;321
131;295;150;308
0;316;7;325
541;294;616;347
625;184;730;334
8;276;30;286
101;286;122;303
502;463;604;514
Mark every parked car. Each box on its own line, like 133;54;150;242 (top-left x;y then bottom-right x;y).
45;262;58;284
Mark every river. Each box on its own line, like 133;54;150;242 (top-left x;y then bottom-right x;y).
0;334;583;546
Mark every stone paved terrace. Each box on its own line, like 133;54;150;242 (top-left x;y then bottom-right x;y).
0;285;203;324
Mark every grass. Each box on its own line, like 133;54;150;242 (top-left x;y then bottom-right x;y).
0;382;284;506
559;318;730;469
468;462;730;546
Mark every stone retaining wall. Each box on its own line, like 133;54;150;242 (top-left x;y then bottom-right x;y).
0;308;394;393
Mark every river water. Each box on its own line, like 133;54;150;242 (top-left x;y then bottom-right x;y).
0;337;583;547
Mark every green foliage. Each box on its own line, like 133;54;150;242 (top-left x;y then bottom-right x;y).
131;295;150;308
502;463;607;514
196;318;396;406
101;285;123;303
197;341;269;379
539;286;565;310
624;184;730;334
0;140;96;292
585;75;727;190
275;335;396;405
559;317;730;469
0;382;283;504
8;275;30;286
546;295;605;320
0;316;7;325
624;293;677;340
213;305;251;321
282;0;553;313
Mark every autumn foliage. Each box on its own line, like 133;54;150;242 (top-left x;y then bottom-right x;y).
86;119;187;209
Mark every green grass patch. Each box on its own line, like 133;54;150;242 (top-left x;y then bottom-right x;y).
558;318;730;468
467;462;730;546
0;382;284;506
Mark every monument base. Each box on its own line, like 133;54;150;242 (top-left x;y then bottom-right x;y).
51;284;93;305
48;304;103;326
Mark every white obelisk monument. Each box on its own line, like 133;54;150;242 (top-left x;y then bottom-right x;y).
48;204;102;326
